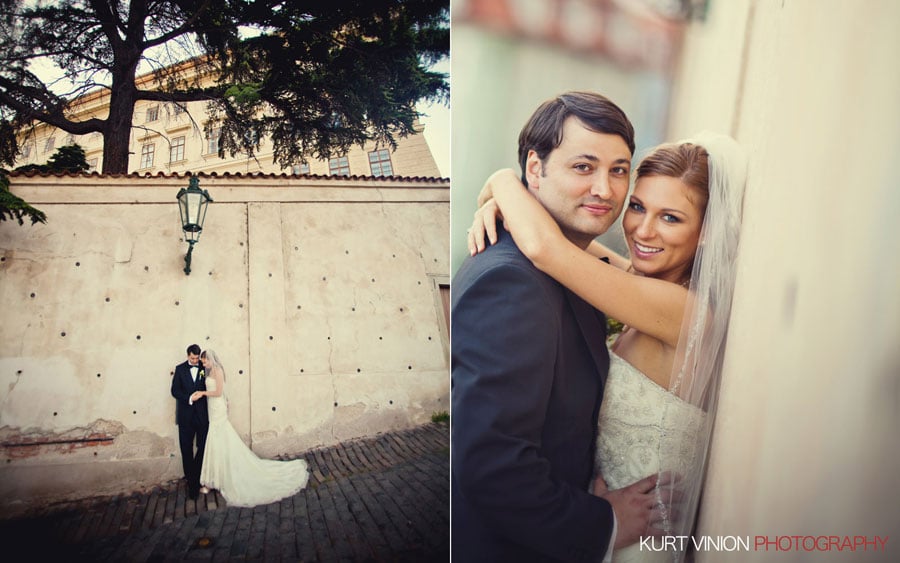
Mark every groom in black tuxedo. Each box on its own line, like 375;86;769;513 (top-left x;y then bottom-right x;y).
171;343;209;499
452;92;658;561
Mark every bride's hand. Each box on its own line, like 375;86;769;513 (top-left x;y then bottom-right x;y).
476;173;495;208
467;198;504;255
468;168;524;255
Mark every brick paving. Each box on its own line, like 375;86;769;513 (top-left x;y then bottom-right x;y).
0;422;449;562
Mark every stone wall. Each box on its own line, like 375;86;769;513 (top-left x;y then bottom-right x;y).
0;172;450;516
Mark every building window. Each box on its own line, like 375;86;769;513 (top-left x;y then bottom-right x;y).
368;148;394;177
328;156;350;176
21;144;31;158
87;158;98;171
64;134;75;146
146;105;159;122
44;136;55;153
140;143;155;168
291;162;310;175
206;126;221;155
173;103;186;115
170;136;186;163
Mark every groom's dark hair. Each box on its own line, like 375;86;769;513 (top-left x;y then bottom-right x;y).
186;344;201;356
517;91;635;185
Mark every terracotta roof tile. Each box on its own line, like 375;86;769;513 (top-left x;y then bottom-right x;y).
5;169;448;183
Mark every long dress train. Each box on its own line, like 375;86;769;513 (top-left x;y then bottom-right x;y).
200;378;309;507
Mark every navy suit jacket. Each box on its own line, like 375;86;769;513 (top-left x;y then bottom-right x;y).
451;230;613;561
171;360;208;427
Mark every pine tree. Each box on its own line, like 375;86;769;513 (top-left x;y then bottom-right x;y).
0;0;448;174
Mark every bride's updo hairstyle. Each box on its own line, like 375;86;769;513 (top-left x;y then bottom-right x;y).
636;142;710;212
201;349;226;380
634;142;711;284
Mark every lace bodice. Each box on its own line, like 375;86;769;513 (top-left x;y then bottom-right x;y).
595;352;707;562
204;377;228;423
595;351;707;491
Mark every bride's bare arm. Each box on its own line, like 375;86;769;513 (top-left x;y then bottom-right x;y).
470;170;630;269
490;170;688;347
193;367;224;400
476;171;500;208
467;198;503;255
585;240;630;271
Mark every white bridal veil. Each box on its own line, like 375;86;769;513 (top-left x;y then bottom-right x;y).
654;131;749;554
203;349;226;379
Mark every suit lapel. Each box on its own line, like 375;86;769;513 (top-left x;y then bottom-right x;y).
564;289;609;389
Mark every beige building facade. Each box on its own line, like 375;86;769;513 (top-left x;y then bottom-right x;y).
13;63;441;179
0;172;449;516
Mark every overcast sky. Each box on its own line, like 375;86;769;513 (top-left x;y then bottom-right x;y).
417;58;450;178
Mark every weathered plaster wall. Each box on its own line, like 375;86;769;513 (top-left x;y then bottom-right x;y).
667;0;900;553
0;173;449;516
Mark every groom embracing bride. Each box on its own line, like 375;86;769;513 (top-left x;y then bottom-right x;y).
170;343;209;500
456;87;749;562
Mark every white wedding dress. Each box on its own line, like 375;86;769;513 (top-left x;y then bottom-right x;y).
200;378;309;507
595;351;707;562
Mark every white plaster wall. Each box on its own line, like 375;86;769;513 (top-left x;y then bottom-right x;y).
668;0;900;557
0;174;449;516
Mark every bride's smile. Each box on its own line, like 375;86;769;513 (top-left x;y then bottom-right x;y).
632;241;662;255
623;175;705;285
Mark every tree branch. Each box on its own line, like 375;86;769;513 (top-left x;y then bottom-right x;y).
0;81;104;135
142;0;213;49
87;0;126;51
2;48;109;72
134;86;223;103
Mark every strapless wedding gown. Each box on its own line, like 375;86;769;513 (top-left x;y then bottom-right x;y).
200;378;309;507
595;351;707;562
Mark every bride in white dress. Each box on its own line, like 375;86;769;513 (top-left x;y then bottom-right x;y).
190;349;309;508
470;132;747;562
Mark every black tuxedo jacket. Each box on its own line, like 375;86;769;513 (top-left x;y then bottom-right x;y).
451;231;613;561
171;360;209;427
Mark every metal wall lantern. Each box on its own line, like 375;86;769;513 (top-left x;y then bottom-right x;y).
176;176;213;275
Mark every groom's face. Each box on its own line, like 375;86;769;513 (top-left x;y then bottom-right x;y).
524;117;631;248
187;353;200;366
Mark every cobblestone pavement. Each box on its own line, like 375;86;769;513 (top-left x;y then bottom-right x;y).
0;423;449;562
